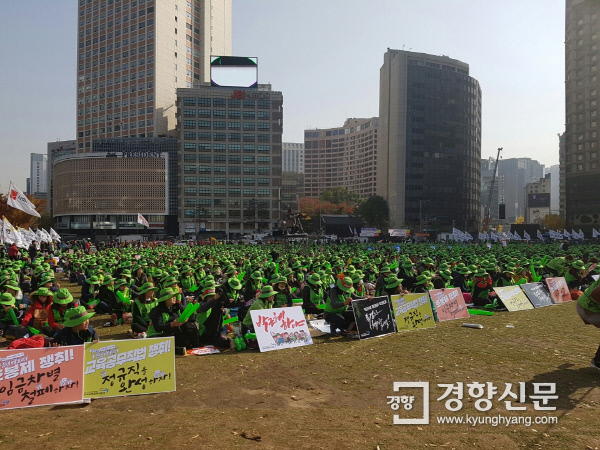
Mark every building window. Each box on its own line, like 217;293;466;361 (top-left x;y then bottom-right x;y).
258;189;270;197
229;155;241;164
213;121;226;129
229;177;241;186
184;187;196;195
243;156;255;164
184;176;196;184
243;188;256;197
228;133;241;141
183;131;196;140
199;166;211;173
229;144;241;152
258;156;270;164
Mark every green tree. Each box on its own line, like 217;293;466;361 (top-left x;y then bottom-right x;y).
355;195;389;230
319;187;360;206
543;214;565;230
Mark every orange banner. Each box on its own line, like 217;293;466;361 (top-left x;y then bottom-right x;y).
0;346;84;410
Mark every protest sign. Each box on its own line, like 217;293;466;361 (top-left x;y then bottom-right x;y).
520;282;554;308
428;288;469;321
83;337;175;398
0;346;84;410
545;277;571;304
187;346;220;356
351;296;396;339
391;294;436;331
250;306;313;352
493;286;534;311
308;319;331;335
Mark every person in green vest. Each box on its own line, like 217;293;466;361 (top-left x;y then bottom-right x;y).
244;271;263;301
273;276;293;308
0;293;25;339
565;260;585;289
51;306;99;346
575;278;600;370
302;273;326;315
493;267;516;288
413;274;433;293
80;275;101;310
147;287;200;355
242;285;275;333
97;275;117;316
324;276;356;337
384;275;408;298
50;288;76;331
179;265;197;296
544;254;574;278
114;279;132;318
130;282;159;339
195;285;231;348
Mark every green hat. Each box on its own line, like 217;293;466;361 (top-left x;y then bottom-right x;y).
157;287;178;303
0;293;15;306
385;275;403;290
292;262;303;270
275;276;288;285
259;285;276;299
31;287;54;298
102;275;116;286
202;275;216;287
54;288;74;305
336;276;355;294
227;278;242;290
572;260;585;270
38;275;56;287
307;273;322;285
115;279;129;289
162;276;179;286
181;265;192;273
503;266;516;275
473;268;488;277
87;276;101;285
201;286;217;300
415;274;429;285
120;269;132;277
3;280;21;292
401;260;414;268
281;268;294;277
380;264;391;273
439;270;453;280
62;306;95;327
139;282;159;295
351;273;362;284
226;265;237;275
251;271;263;281
422;257;435;266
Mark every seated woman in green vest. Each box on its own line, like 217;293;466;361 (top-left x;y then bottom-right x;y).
324;276;356;337
0;293;28;339
565;260;585;289
179;265;197;296
196;285;231;348
147;287;200;355
52;305;99;346
130;282;159;339
114;279;132;315
302;273;326;315
242;285;275;334
50;288;76;332
273;277;293;308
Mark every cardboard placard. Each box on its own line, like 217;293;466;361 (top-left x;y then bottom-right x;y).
428;288;469;321
391;293;436;331
493;286;534;311
250;307;313;352
0;346;84;410
83;337;176;398
545;277;571;303
520;282;554;308
351;296;396;339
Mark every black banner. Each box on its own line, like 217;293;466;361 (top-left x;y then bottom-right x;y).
520;282;554;308
351;296;396;340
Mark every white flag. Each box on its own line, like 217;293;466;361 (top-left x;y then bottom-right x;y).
513;231;522;241
41;228;52;241
50;228;61;241
563;229;571;239
578;229;585;240
594;228;599;238
537;230;543;240
137;213;149;228
7;182;40;218
523;230;530;240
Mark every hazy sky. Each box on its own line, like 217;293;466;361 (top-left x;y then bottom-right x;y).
0;0;565;192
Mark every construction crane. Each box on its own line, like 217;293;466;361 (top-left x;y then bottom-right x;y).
481;147;503;233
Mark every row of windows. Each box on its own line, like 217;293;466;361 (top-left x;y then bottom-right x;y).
183;132;272;142
182;98;273;109
181;175;271;185
183;210;272;219
180;188;272;197
182;109;270;119
182;120;270;130
183;143;271;152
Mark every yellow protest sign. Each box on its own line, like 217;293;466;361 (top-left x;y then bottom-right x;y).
391;294;436;331
83;337;175;398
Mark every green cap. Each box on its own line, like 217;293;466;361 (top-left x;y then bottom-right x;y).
62;306;95;327
54;288;74;305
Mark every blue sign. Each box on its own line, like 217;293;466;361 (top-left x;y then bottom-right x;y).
394;245;401;252
367;246;373;251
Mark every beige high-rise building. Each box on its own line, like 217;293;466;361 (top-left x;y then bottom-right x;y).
76;0;232;152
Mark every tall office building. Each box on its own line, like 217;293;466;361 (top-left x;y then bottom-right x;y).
282;142;305;174
304;118;378;199
378;49;481;230
28;153;47;197
565;0;600;229
176;83;283;238
546;164;561;215
47;140;77;215
76;0;232;151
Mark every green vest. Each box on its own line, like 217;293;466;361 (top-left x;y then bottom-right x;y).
147;312;170;337
324;290;347;314
578;279;600;313
309;286;324;305
564;270;579;283
181;275;196;290
196;308;211;336
274;291;288;308
134;299;158;322
52;308;65;325
242;298;272;327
